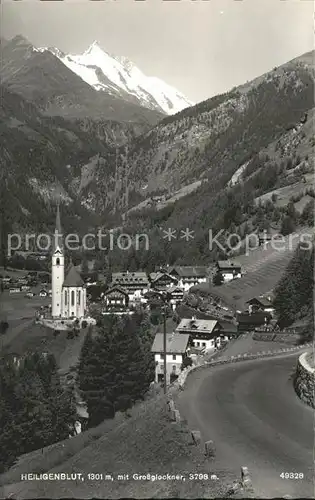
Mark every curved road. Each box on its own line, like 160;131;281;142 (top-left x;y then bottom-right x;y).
177;352;314;498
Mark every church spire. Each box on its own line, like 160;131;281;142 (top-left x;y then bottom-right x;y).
53;199;63;252
55;200;62;235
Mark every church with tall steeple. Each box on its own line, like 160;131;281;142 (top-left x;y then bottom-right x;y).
51;203;87;320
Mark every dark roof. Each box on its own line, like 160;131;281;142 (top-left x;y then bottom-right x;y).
169;266;208;278
217;320;238;333
237;312;271;325
149;271;179;283
112;271;149;285
151;333;190;354
217;260;241;270
63;265;84;288
144;290;162;298
246;297;273;307
104;285;128;296
167;286;184;294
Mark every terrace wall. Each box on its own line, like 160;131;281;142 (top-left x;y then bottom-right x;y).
294;351;315;408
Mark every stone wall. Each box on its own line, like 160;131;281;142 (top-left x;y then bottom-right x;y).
169;341;313;394
294;351;315;408
252;331;304;344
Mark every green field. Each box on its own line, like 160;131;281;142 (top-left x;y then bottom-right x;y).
196;228;313;311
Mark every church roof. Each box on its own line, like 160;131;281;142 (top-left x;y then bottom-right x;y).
63;265;84;288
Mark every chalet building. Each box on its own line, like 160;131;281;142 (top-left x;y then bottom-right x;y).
237;311;272;333
103;286;129;312
111;271;149;299
175;317;221;352
176;316;234;350
246;297;275;315
151;332;190;384
156;266;208;291
149;271;179;291
216;260;242;282
167;286;184;310
218;320;238;338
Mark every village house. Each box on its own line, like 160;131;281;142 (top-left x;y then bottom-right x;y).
151;332;190;384
175;317;221;351
237;311;272;333
246;296;275;315
103;286;129;312
149;271;179;291
218;320;238;339
167;286;185;310
216;260;242;282
156;266;208;291
111;271;149;300
175;316;235;350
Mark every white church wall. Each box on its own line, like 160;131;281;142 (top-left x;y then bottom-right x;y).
51;251;64;318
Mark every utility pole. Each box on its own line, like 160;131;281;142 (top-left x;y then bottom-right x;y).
158;291;171;394
163;301;167;394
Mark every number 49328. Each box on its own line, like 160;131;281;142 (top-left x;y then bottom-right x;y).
280;472;304;480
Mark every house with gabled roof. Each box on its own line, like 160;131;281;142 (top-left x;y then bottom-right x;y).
246;296;275;315
149;271;179;291
156;265;208;291
103;285;129;312
175;317;220;352
111;271;149;299
237;311;272;333
216;260;242;282
151;332;191;384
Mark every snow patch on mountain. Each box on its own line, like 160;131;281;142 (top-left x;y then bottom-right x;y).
38;41;194;115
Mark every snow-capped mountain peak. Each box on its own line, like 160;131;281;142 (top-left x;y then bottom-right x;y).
38;41;194;115
83;40;104;56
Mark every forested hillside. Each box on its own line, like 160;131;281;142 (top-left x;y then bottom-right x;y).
1;50;314;270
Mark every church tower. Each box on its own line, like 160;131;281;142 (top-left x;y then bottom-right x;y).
51;202;65;318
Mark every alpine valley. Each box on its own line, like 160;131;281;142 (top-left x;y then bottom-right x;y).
0;35;314;269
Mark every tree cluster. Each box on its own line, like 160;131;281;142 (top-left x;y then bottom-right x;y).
0;352;77;472
78;313;155;428
273;242;314;330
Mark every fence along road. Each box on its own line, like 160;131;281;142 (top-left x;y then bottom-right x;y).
176;352;313;499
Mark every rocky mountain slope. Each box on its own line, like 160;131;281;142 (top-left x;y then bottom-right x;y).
1;35;163;126
81;50;314;214
0;84;113;238
40;41;194;115
1;48;314;267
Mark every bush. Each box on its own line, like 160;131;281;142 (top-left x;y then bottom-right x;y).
0;321;9;334
181;357;193;370
81;320;88;329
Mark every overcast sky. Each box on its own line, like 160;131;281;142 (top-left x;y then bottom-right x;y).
2;0;314;103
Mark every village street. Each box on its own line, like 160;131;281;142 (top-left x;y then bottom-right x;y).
176;352;313;499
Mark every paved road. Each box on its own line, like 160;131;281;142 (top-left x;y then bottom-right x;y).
177;352;314;498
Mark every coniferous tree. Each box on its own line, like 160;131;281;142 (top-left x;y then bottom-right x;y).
78;314;155;427
13;369;54;453
0;360;19;472
80;320;117;426
274;243;314;328
113;316;148;410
